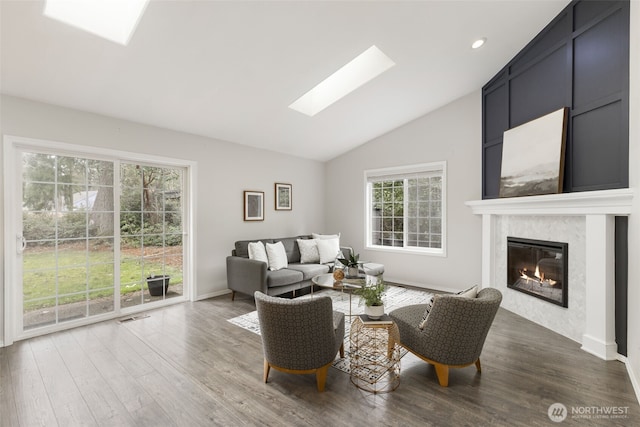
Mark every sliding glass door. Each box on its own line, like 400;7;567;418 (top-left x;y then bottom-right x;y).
21;153;116;330
119;163;184;309
8;140;189;340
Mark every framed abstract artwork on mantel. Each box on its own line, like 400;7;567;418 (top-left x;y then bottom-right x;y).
244;191;264;221
275;183;292;210
499;107;568;198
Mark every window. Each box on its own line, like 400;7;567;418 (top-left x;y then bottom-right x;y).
365;162;446;256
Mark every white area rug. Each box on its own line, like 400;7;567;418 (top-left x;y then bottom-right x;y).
227;285;432;373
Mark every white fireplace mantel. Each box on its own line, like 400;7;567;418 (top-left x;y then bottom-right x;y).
465;188;634;216
465;188;633;361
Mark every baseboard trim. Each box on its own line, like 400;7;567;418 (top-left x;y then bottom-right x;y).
384;276;458;294
581;333;619;361
196;288;231;301
621;356;640;405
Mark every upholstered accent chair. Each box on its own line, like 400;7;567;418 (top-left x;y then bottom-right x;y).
254;291;345;392
389;287;502;387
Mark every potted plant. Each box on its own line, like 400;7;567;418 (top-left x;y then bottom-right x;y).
354;279;386;319
337;252;360;278
146;274;170;297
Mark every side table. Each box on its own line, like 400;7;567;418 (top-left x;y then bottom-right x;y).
349;316;401;393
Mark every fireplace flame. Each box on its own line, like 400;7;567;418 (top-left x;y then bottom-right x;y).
534;266;544;282
519;267;557;286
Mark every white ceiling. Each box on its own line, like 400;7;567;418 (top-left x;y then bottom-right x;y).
1;0;571;161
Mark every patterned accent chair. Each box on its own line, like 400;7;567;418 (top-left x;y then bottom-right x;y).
389;288;502;387
254;291;345;392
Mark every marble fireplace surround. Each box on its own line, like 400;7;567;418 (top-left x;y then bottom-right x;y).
466;189;633;361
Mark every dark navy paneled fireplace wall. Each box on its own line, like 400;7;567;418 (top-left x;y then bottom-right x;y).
480;0;630;356
482;0;629;199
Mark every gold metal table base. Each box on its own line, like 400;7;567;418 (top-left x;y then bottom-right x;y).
349;316;401;393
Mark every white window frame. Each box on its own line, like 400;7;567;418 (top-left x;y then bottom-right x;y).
3;135;197;345
364;161;447;257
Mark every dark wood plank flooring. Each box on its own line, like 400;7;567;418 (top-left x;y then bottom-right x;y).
1;289;638;426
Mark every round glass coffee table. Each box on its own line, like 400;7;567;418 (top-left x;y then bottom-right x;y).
311;273;363;317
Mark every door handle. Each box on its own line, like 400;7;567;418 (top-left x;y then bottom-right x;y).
17;235;26;254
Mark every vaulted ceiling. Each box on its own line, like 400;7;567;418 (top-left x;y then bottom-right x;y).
1;0;570;161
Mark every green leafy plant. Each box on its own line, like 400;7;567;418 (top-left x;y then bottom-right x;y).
354;279;386;307
337;252;360;267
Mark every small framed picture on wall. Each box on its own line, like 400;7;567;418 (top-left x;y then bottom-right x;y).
244;191;264;221
275;183;292;211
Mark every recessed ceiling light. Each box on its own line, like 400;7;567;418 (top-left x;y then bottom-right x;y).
289;45;396;117
472;38;487;49
44;0;149;45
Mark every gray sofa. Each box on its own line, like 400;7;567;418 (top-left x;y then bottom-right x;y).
226;235;352;300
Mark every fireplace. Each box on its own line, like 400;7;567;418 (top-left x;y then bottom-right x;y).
467;190;632;360
507;237;568;307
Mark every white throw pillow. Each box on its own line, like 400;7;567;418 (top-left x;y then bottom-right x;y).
266;241;288;271
456;285;478;299
297;239;320;264
316;237;340;264
247;241;268;264
418;295;436;330
312;232;341;240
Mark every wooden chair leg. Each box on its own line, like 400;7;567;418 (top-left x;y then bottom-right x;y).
339;342;344;358
434;363;449;387
475;358;482;373
315;364;329;392
231;290;236;301
263;359;270;383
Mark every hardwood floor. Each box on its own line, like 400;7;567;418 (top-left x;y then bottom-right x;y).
1;289;638;426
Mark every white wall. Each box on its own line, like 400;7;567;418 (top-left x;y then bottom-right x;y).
324;91;482;292
0;95;326;344
626;0;640;400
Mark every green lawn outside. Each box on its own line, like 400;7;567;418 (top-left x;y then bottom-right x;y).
22;246;183;310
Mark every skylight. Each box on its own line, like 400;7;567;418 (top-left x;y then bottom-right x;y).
44;0;149;46
289;45;396;117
